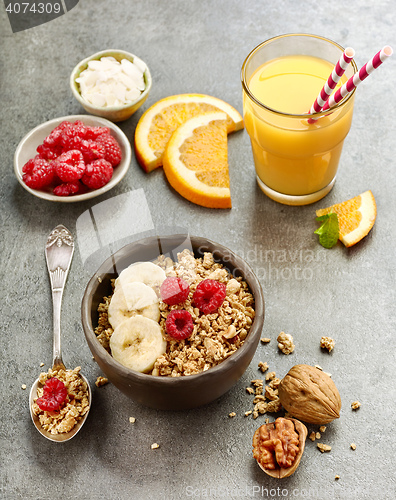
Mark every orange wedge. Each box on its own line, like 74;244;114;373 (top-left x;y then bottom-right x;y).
134;93;243;172
163;112;231;208
316;190;377;247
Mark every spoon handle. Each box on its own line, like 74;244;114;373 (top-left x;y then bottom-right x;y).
45;225;74;370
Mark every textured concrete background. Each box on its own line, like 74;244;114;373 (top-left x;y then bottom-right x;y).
1;1;395;499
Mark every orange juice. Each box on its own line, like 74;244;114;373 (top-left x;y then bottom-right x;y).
242;35;357;205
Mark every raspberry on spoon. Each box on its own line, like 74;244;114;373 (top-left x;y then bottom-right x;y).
36;377;68;412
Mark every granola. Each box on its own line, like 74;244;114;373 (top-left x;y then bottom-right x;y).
249;368;283;419
32;366;90;435
277;332;295;355
94;250;255;377
320;336;335;352
95;376;109;387
317;443;332;453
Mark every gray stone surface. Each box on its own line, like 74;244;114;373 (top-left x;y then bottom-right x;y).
1;0;395;499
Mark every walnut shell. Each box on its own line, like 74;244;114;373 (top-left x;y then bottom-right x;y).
253;417;308;479
278;364;341;424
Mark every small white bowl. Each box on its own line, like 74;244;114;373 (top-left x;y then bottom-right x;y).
70;50;152;122
14;115;132;203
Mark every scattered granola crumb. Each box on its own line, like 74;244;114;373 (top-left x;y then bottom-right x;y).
335;475;340;480
129;417;136;423
320;336;335;352
315;365;323;371
21;384;27;390
258;361;268;373
244;410;252;417
95;376;109;387
265;418;269;424
319;426;327;433
309;432;316;442
316;432;321;440
351;400;361;410
229;412;236;418
260;338;271;343
317;443;332;453
251;379;264;390
277;332;295;355
248;369;283;419
265;385;278;401
151;443;160;449
265;371;276;382
350;443;357;450
246;387;254;395
40;363;45;367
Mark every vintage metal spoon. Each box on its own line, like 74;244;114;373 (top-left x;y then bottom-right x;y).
29;225;92;442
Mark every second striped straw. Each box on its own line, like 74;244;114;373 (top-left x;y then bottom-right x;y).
309;47;355;115
322;45;393;111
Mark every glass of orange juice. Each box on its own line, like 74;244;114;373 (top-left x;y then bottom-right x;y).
241;34;358;205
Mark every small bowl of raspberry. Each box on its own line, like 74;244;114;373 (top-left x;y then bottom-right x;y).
81;234;265;410
70;49;152;122
14;115;132;202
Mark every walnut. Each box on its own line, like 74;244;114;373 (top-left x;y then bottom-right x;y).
278;364;341;424
252;417;308;478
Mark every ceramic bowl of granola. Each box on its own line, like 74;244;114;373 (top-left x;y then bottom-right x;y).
81;234;264;410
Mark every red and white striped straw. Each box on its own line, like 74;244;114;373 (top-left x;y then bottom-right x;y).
322;45;393;112
309;47;355;114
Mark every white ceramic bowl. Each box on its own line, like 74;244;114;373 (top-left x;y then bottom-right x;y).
70;50;152;122
14;114;132;203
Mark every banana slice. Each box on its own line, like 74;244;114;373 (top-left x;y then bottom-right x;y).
109;316;167;373
108;282;160;330
115;261;167;291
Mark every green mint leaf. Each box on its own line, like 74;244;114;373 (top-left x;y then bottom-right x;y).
314;212;339;248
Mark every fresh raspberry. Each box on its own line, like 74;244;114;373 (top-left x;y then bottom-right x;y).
36;377;68;412
165;309;194;340
22;157;56;189
78;139;106;163
36;143;62;160
96;133;122;166
61;135;83;151
84;125;110;140
43;121;72;148
193;279;226;315
60;121;87;149
160;277;190;305
53;181;81;196
54;150;85;182
81;159;113;189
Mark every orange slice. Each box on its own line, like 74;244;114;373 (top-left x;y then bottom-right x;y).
163;112;231;208
134;93;243;172
316;190;377;247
